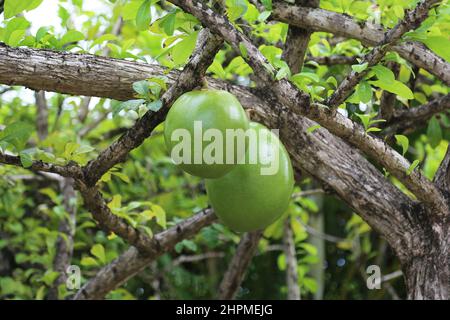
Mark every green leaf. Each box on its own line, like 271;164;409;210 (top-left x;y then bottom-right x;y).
19;151;33;168
4;0;43;19
426;116;442;148
160;12;176;36
371;65;395;84
90;244;106;264
369;80;414;99
60;30;84;47
356;81;372;103
151;204;166;229
171;31;198;65
239;42;248;59
406;160;420;175
258;10;272;22
81;257;99;267
4;17;30;45
36;27;49;43
422;36;450;62
147;100;163;112
7;29;26;47
113;99;146;116
394;135;409;156
260;0;272;10
227;0;248;21
0;121;33;151
132;80;150;97
136;0;152;31
351;62;368;73
306;124;321;133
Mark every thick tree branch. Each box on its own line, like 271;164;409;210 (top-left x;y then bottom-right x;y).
271;2;450;86
283;218;300;300
82;29;223;186
326;0;441;108
73;208;216;300
0;152;84;179
435;146;450;192
282;0;319;74
218;231;262;300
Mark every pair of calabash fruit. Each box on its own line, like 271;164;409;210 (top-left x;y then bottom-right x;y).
164;89;294;232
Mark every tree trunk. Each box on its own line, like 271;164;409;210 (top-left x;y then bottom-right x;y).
402;218;449;300
404;252;449;299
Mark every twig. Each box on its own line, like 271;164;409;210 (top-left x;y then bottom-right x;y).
218;231;262;300
283;218;300;300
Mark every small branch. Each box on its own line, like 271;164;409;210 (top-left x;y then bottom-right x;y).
82;28;223;186
283;218;300;300
76;181;157;255
35;90;49;141
291;188;324;199
308;55;358;66
382;270;403;283
0;152;84;179
73;208;216;300
48;178;77;300
299;219;347;243
218;231;262;300
281;0;319;74
326;0;441;108
383;94;450;137
172;252;225;267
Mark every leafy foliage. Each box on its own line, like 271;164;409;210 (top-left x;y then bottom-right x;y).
0;0;448;300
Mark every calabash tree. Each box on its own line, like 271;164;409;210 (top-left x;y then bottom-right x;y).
0;0;449;300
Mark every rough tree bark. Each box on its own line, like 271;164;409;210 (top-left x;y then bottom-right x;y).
0;0;449;300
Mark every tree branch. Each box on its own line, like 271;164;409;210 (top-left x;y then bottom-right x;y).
218;231;262;300
283;218;300;300
271;2;450;86
73;208;216;300
76;180;158;255
0;152;84;179
281;0;319;74
326;0;441;108
34;90;48;140
434;146;450;192
384;93;450;136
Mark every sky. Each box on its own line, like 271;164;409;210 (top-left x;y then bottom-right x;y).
25;0;111;33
